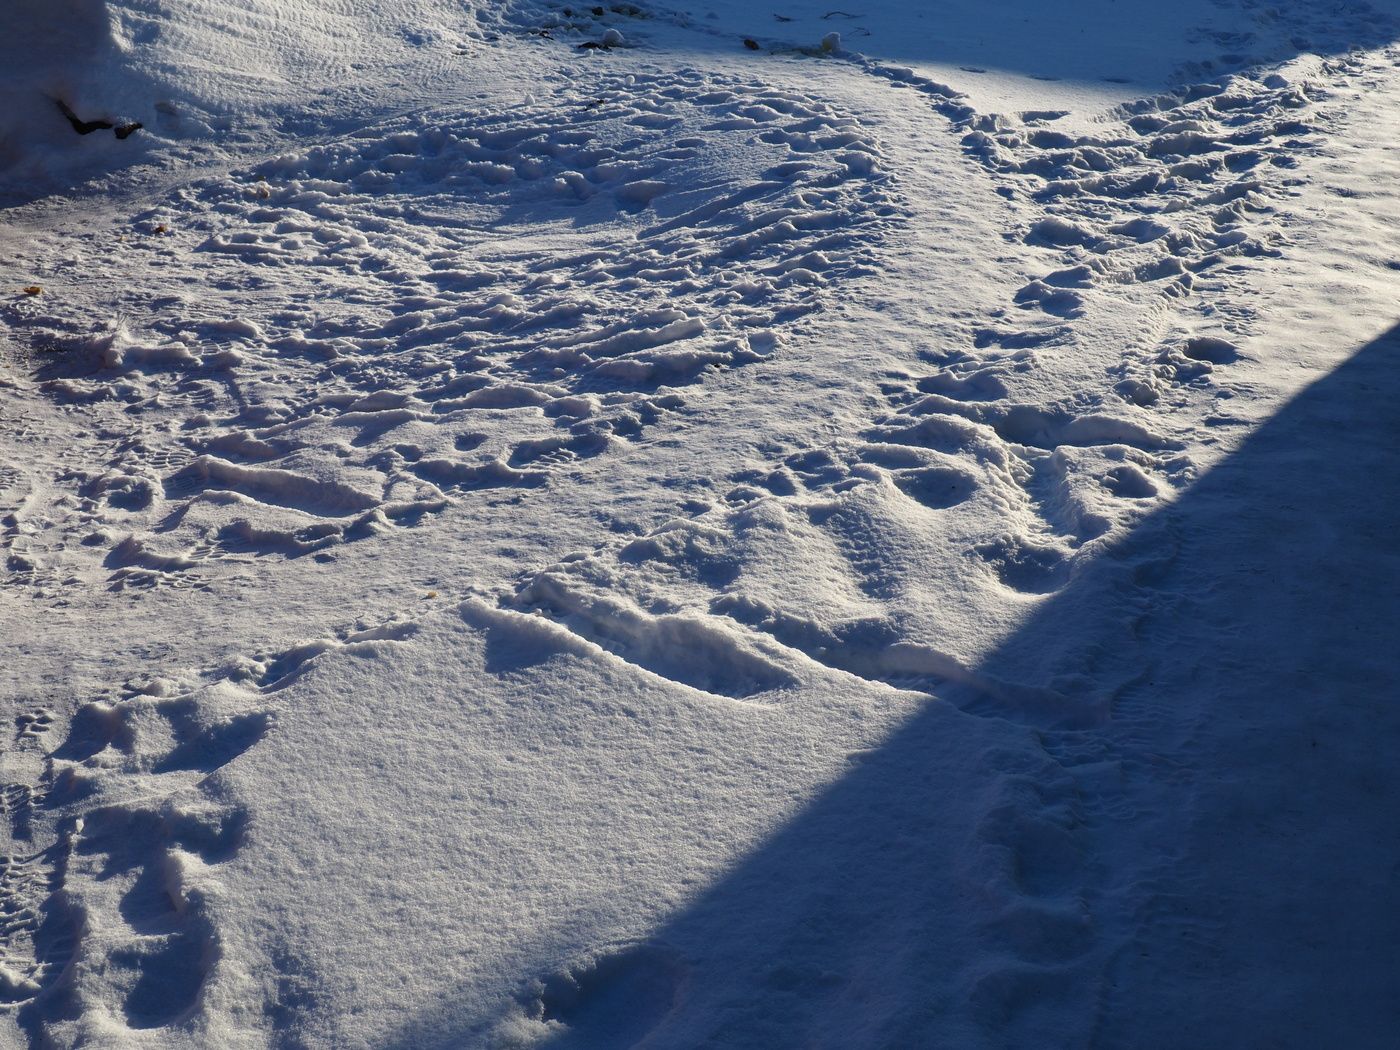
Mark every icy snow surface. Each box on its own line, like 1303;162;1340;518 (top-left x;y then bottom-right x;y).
3;0;1400;1047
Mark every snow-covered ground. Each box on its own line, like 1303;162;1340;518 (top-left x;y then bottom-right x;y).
3;1;1400;1047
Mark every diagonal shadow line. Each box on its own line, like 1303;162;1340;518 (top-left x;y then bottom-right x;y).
399;319;1400;1050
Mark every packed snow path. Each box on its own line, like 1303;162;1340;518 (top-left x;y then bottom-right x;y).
4;2;1400;1048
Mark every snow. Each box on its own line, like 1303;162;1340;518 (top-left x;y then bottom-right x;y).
3;1;1400;1047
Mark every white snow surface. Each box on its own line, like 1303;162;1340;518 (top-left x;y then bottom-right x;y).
3;0;1400;1047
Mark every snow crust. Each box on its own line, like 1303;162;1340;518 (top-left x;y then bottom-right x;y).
4;1;1400;1047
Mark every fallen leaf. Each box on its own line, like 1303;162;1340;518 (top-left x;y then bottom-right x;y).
22;286;41;296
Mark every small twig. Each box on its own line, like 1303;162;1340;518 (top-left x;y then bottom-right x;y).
53;99;141;139
55;99;111;135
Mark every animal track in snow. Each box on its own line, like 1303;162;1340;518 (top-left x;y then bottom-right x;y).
13;709;55;748
4;553;66;595
219;617;422;692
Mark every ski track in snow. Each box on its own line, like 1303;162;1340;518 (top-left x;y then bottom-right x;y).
4;2;1400;1043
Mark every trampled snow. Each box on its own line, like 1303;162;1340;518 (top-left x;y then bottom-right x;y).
3;1;1399;1047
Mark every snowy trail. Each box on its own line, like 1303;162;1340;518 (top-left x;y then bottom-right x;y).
4;2;1400;1048
1;63;899;601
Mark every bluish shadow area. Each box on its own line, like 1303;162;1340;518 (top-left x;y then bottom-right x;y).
670;0;1400;90
1081;323;1400;1046
381;321;1400;1050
